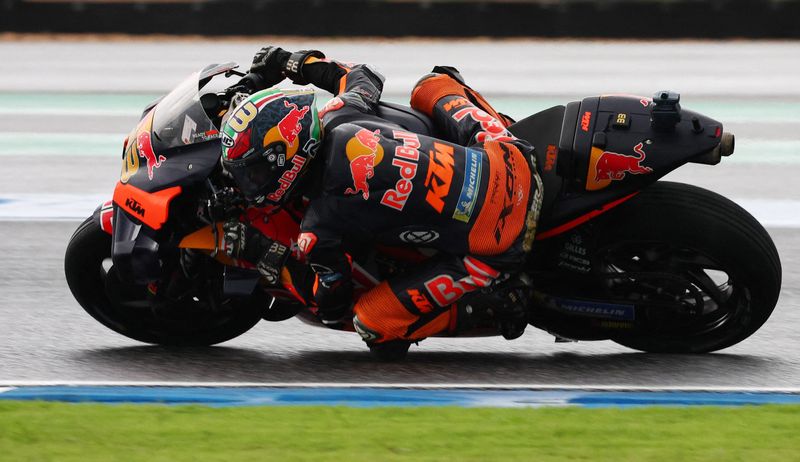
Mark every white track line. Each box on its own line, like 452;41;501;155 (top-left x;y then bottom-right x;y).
0;381;798;393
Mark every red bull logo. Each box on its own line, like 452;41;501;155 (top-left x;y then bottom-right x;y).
277;100;310;148
586;142;653;191
380;130;422;211
137;129;166;181
344;129;383;200
262;100;311;159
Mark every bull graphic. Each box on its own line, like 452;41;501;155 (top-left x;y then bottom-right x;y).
276;101;310;147
594;142;653;182
344;153;375;200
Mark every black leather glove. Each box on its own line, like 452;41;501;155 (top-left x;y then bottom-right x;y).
250;46;292;87
314;272;353;325
222;219;289;285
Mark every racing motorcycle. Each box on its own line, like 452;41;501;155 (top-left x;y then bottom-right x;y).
64;63;782;356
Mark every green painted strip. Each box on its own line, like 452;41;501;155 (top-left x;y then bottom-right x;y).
0;93;159;115
1;93;799;123
0;133;123;156
0;132;796;164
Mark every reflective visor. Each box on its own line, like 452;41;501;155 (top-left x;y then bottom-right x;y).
224;154;278;202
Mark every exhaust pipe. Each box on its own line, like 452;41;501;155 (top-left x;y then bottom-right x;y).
691;131;735;165
719;132;735;156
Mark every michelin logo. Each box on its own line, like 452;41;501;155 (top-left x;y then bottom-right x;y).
453;148;482;223
554;299;635;321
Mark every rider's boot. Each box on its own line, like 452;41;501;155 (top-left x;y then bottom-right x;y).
457;274;532;341
492;274;534;340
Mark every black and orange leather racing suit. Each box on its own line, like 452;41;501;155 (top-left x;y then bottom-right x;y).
295;58;543;344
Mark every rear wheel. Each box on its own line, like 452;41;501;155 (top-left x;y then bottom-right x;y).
64;217;265;346
596;182;781;353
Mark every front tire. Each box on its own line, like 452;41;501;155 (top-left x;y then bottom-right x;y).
597;182;781;353
64;217;265;346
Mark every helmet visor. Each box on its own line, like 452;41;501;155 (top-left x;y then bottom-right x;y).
225;155;277;202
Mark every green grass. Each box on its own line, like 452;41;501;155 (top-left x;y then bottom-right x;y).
1;402;799;461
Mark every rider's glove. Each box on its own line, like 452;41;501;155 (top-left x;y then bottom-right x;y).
282;49;326;85
222;219;289;285
222;219;249;259
250;46;292;87
314;272;353;326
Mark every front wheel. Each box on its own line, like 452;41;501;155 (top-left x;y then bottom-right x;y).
594;182;781;353
64;217;265;346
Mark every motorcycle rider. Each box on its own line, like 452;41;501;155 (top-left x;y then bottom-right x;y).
220;46;543;357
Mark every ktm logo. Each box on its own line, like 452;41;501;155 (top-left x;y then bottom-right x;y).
125;197;145;217
581;111;592;132
424;142;455;213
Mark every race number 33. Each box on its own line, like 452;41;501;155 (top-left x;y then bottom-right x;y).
227;101;258;132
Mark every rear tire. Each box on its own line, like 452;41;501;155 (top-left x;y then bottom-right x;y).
599;182;781;353
64;217;265;346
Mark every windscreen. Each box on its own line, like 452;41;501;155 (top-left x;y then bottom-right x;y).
150;72;220;153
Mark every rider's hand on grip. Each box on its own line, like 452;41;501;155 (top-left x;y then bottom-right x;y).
222;219;289;287
222;219;248;259
250;46;291;87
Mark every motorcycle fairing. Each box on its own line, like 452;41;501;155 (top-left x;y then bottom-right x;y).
509;95;726;238
112;182;181;230
119;67;229;193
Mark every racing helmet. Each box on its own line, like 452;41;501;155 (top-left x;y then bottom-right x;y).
221;88;321;205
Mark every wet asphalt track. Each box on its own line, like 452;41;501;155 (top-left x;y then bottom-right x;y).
0;39;798;386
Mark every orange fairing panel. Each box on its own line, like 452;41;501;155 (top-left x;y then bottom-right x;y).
179;224;221;250
113;182;182;230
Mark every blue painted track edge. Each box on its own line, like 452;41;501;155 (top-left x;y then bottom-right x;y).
2;385;800;408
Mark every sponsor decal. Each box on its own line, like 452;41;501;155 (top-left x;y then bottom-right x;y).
221;132;235;148
639;98;651;108
181;114;197;145
296;232;318;255
558;233;591;273
276;101;310;148
443;97;469;112
267;154;306;203
193;129;220;143
452;106;515;143
493;144;518;244
319;96;344;118
585;142;653;191
407;289;435;314
259;98;311;160
453;148;482;223
551;297;635;321
398;229;440;245
424;256;500;307
137;122;165;181
120;111;165;183
125;197;145;217
424;142;455;213
580;111;592;132
345;128;384;200
380;130;421;211
544;144;558;172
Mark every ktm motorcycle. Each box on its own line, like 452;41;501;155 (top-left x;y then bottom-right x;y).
65;63;781;356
